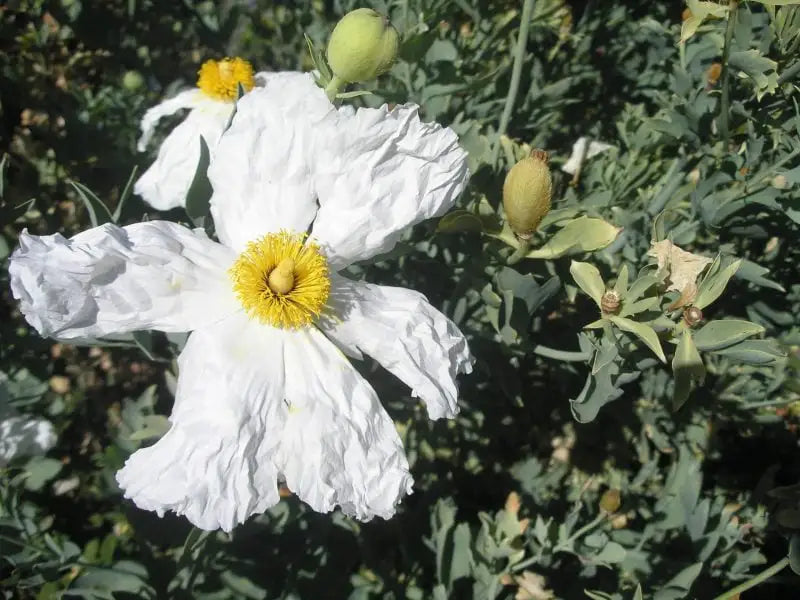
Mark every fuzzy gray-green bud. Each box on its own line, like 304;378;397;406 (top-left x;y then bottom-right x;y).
502;150;552;239
327;8;399;84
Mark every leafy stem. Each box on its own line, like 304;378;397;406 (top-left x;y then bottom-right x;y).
492;0;536;164
711;557;789;600
718;0;738;146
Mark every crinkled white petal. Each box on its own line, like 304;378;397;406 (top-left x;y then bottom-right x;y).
0;389;56;468
561;137;614;175
208;72;334;251
8;221;237;340
135;96;233;211
137;89;206;152
276;327;414;520
319;276;472;420
116;314;286;532
311;103;469;268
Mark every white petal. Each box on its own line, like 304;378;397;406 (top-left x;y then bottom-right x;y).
311;104;469;268
116;314;286;532
561;137;614;175
8;221;237;340
208;72;334;250
277;328;413;520
320;276;472;420
135;99;233;211
137;89;205;151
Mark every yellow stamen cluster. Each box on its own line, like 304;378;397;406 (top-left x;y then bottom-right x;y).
229;232;330;329
196;57;255;102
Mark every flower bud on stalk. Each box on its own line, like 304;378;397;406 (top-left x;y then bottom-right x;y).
327;9;399;85
599;489;621;514
502;150;552;240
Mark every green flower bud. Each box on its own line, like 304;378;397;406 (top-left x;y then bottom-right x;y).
122;70;144;91
327;8;399;84
599;489;621;514
502;150;552;239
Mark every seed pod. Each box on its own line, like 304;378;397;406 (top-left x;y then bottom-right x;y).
683;306;703;327
327;9;399;84
599;489;621;514
600;290;621;315
502;150;552;239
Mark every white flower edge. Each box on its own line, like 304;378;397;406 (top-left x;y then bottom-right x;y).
562;137;614;175
209;74;470;265
116;314;413;531
321;275;472;420
0;376;56;467
8;221;238;341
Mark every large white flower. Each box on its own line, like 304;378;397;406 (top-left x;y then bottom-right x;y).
0;374;56;467
9;72;472;532
135;57;265;212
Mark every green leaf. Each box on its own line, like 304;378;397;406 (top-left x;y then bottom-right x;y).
526;216;621;259
790;535;800;576
754;1;800;6
185;135;212;223
128;415;171;441
23;457;62;491
570;261;606;308
729;50;779;100
672;330;705;410
681;0;729;43
694;258;741;309
113;165;138;223
305;34;332;87
437;209;484;233
609;316;666;362
625;274;662;302
692;320;765;351
653;562;703;600
712;339;786;364
594;541;626;564
614;264;629;298
619;296;660;318
69;179;113;227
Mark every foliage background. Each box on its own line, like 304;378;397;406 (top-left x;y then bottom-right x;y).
2;0;800;598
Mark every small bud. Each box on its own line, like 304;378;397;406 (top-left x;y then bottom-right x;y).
611;514;628;529
49;375;70;395
600;290;621;315
327;8;399;84
706;62;722;86
599;489;621;514
683;306;703;327
502;150;552;239
505;491;521;516
122;70;144;91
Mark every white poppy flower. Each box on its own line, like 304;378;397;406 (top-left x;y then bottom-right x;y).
0;376;56;467
9;72;472;532
135;57;264;212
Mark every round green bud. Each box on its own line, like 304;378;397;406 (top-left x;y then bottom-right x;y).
599;489;621;514
502;150;552;239
122;70;144;91
327;8;399;83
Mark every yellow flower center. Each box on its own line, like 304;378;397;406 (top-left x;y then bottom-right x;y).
229;232;330;329
196;57;255;102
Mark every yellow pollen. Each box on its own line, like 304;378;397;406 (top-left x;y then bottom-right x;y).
229;232;330;329
196;57;255;102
